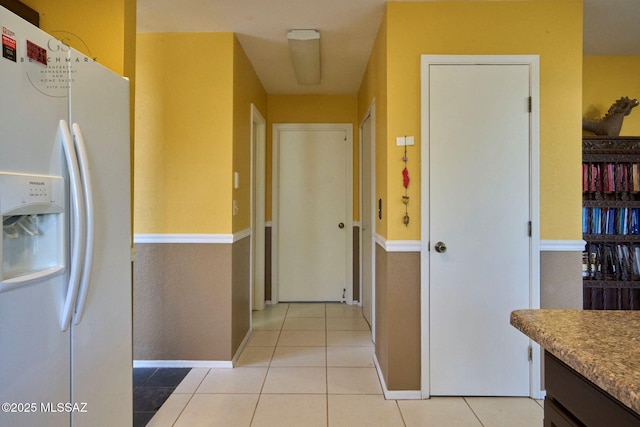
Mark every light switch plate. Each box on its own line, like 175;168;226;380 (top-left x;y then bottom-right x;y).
396;136;415;146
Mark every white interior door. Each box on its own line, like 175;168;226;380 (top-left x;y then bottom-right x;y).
274;124;352;302
251;105;266;311
427;62;532;396
361;111;374;327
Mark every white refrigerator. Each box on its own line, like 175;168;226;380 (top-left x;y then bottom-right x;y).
0;6;132;427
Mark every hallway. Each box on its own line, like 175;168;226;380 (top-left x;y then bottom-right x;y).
145;303;543;426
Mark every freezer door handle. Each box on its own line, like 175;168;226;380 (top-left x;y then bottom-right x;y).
59;120;86;332
71;123;94;325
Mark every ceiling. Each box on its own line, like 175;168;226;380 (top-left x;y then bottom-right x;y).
137;0;640;95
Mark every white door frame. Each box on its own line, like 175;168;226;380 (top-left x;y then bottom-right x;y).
420;55;541;399
251;104;266;311
359;101;376;338
272;123;354;304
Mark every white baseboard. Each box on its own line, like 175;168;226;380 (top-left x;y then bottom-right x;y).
134;328;252;370
133;359;233;369
373;353;422;400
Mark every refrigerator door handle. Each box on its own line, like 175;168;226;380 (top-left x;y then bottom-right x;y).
59;120;86;332
71;123;94;325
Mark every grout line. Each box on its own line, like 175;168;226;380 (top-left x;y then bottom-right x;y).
395;399;408;427
171;371;203;425
325;303;330;427
249;305;286;426
248;394;261;426
463;397;486;427
191;368;211;394
169;392;196;427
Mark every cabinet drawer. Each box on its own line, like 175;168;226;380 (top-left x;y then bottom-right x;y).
544;397;584;427
545;352;640;427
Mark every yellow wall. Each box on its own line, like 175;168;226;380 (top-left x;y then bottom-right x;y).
22;0;136;230
266;94;359;221
23;0;133;77
135;33;235;234
583;56;640;136
233;35;268;232
359;1;583;241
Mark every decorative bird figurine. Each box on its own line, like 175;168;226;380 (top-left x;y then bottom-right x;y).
583;97;639;136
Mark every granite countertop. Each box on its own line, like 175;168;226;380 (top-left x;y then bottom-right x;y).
511;309;640;414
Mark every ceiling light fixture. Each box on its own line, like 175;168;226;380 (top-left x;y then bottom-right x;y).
287;29;320;85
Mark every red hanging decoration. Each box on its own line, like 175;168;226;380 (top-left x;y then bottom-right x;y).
402;137;410;226
402;167;410;189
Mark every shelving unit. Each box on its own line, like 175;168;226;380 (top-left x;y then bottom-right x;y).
582;136;640;310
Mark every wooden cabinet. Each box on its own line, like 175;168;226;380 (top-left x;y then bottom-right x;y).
544;351;640;426
582;136;640;310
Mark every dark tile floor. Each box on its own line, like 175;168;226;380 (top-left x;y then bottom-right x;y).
133;367;191;426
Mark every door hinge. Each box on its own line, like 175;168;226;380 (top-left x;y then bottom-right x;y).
528;221;532;237
528;345;533;362
528;96;532;113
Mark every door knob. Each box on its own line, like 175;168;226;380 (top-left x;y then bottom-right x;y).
338;222;345;229
434;241;447;253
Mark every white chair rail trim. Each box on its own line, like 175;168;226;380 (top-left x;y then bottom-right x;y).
134;229;251;245
539;240;586;252
373;236;585;253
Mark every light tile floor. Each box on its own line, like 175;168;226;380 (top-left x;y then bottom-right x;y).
147;303;544;426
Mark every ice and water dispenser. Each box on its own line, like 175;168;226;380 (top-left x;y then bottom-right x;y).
0;172;65;293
